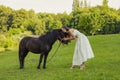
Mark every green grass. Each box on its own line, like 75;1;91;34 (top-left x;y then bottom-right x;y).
0;34;120;80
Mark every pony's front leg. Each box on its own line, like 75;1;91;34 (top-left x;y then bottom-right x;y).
43;53;48;69
37;54;43;69
19;51;28;69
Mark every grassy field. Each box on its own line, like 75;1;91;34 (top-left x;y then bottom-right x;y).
0;34;120;80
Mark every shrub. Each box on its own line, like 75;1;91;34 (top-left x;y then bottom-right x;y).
0;47;5;52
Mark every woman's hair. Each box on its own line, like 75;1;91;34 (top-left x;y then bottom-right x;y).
62;26;72;31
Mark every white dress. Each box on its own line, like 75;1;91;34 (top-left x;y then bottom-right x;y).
72;29;94;65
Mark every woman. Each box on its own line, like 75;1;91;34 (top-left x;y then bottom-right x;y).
61;27;94;70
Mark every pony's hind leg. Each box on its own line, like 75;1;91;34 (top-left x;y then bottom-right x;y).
19;50;28;69
37;54;44;69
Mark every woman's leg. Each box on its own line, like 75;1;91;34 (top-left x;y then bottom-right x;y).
70;65;76;69
80;62;85;70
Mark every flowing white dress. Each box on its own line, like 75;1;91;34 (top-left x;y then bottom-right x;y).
72;29;94;65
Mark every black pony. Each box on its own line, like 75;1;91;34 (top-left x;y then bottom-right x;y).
19;29;69;69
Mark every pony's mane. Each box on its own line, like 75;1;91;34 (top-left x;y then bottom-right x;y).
39;29;61;38
38;29;61;43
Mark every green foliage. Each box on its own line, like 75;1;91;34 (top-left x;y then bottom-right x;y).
102;0;108;8
11;9;29;28
3;37;14;48
73;0;79;11
0;47;5;52
37;13;62;32
0;30;32;51
57;12;71;26
0;5;13;32
0;34;6;47
71;5;120;35
0;34;15;49
1;3;120;36
8;28;22;35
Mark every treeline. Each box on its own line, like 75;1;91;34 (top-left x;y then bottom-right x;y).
71;6;120;35
1;5;120;35
0;5;71;34
0;4;120;51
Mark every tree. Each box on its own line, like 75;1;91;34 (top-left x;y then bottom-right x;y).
72;0;79;11
102;0;108;8
0;5;13;32
56;12;71;26
84;0;87;8
11;9;29;28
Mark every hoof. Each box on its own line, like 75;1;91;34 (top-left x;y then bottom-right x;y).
20;67;24;69
43;67;46;69
37;66;40;69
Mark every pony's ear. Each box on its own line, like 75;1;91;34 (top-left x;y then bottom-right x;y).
59;29;62;31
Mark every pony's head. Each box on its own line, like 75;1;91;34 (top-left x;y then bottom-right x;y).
56;29;70;44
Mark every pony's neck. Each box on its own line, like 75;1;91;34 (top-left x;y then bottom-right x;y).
39;30;58;46
48;31;58;45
